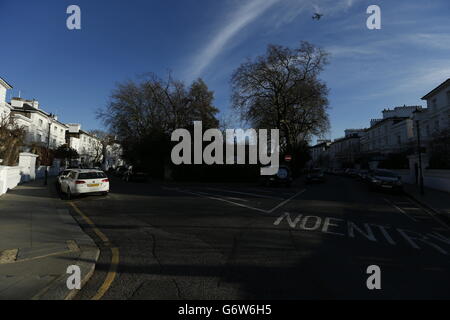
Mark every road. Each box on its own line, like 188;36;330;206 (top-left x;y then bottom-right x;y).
64;174;450;300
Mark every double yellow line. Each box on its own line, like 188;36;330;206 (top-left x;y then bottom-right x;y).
69;201;119;300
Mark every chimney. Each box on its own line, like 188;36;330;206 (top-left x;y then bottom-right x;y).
31;99;39;109
10;97;24;108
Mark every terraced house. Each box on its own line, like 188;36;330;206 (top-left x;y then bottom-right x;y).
309;78;450;170
9;97;68;149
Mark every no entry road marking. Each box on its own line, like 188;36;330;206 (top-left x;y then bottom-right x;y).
274;212;450;256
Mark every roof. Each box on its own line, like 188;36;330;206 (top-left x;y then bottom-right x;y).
421;78;450;100
0;77;13;89
12;104;68;128
368;116;408;130
310;141;330;148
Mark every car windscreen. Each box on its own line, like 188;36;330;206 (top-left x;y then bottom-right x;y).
77;172;107;179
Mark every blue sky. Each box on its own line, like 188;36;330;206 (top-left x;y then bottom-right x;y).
1;0;449;142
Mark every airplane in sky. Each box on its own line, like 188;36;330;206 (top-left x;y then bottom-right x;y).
312;13;324;20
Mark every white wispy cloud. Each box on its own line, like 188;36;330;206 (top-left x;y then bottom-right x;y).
185;0;363;81
185;0;281;81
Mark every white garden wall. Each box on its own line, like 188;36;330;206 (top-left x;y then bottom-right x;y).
0;166;21;196
392;169;450;192
0;153;61;196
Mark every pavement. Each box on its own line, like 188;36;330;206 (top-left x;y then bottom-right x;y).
0;178;99;300
67;175;450;300
403;183;450;224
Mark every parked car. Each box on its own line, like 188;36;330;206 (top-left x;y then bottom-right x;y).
345;169;359;178
306;168;326;183
357;169;370;181
114;166;128;177
260;165;293;187
56;169;73;190
60;169;110;199
122;168;148;182
367;169;403;192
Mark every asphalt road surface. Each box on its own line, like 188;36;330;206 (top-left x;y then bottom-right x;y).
64;175;450;300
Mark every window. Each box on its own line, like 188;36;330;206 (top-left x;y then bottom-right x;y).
37;134;42;142
39;119;43;126
397;135;401;145
78;172;107;179
68;172;77;179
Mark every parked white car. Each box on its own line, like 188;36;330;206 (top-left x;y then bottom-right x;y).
60;169;109;199
56;169;73;190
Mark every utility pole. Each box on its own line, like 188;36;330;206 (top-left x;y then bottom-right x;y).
44;116;52;186
416;120;424;195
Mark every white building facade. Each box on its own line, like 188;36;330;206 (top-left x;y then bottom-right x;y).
0;77;13;121
361;106;419;154
419;78;450;137
66;124;103;166
10;98;68;149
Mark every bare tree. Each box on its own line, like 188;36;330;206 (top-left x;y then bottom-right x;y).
0;117;26;166
231;41;330;152
97;73;219;174
89;130;116;167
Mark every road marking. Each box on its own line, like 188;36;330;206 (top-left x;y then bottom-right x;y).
69;201;119;300
275;213;450;255
267;189;306;213
91;247;119;300
245;188;294;196
383;198;418;222
203;187;284;200
165;187;306;215
196;192;248;202
224;196;249;202
405;197;450;231
170;188;270;214
69;202;110;244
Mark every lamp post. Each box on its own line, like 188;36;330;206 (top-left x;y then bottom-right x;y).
44;115;53;186
415;120;424;195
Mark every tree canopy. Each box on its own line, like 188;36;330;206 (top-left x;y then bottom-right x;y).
97;74;219;176
231;41;330;153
